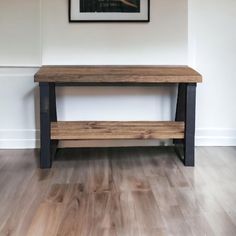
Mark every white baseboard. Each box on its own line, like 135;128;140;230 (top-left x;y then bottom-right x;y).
0;128;235;149
0;130;40;149
0;140;40;149
195;128;236;146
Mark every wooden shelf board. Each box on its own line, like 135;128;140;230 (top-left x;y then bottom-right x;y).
51;121;185;140
35;66;202;83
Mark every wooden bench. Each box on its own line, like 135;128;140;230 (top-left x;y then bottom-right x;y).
34;66;202;169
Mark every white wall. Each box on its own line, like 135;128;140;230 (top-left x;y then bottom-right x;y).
0;0;41;148
0;0;41;66
189;0;236;145
42;0;187;65
0;68;40;148
0;0;235;148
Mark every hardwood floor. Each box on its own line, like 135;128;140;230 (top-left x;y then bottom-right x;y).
0;147;236;236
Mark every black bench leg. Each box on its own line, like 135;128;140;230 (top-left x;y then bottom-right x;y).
50;83;58;160
174;83;196;166
39;82;57;169
174;84;186;145
184;83;196;166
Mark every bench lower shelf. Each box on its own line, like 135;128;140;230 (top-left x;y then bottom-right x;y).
51;121;185;140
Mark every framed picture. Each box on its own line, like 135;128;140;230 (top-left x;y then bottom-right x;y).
69;0;150;22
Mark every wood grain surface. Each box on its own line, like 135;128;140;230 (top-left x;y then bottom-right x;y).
0;147;236;236
34;66;202;83
51;121;185;140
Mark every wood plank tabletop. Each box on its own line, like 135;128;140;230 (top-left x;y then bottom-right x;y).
34;66;202;83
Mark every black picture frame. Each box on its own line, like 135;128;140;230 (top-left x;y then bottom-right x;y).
69;0;150;23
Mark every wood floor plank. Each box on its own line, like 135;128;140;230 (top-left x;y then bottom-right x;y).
185;214;215;236
174;187;202;218
0;151;42;235
228;210;236;228
132;190;165;229
4;169;54;236
89;149;113;193
110;148;150;192
1;147;236;236
204;211;236;236
56;186;88;236
27;202;64;236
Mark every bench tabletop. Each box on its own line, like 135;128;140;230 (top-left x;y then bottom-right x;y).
34;66;202;83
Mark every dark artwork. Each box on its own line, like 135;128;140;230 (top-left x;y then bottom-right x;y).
80;0;140;13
